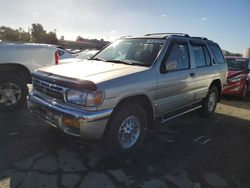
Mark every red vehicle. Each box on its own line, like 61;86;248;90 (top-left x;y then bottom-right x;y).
223;56;250;99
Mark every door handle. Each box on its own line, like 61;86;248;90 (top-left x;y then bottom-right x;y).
190;73;195;77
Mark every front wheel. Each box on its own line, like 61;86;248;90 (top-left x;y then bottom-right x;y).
103;103;147;155
199;86;219;117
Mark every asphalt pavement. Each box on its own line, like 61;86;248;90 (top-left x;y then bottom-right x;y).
0;97;250;188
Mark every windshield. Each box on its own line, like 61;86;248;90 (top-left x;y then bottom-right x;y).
92;38;164;66
226;58;248;70
76;50;99;59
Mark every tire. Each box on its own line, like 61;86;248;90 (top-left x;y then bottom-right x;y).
242;83;248;100
199;86;219;117
103;102;147;155
0;74;28;112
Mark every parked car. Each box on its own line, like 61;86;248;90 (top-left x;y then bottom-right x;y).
0;43;58;111
59;49;99;64
76;49;99;59
27;33;227;154
57;47;74;59
223;56;250;98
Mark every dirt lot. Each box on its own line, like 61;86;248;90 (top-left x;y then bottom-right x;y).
0;96;250;188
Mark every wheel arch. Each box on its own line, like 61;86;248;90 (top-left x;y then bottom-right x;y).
0;63;32;84
210;79;222;101
112;94;155;129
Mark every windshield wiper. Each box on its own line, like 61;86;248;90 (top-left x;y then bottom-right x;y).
106;59;132;65
106;59;148;67
91;57;106;61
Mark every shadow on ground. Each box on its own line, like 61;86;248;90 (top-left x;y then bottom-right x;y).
0;103;250;188
221;93;250;110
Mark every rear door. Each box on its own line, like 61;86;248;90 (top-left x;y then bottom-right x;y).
156;38;196;115
189;41;214;100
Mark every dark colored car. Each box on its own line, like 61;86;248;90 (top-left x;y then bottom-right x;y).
223;56;250;98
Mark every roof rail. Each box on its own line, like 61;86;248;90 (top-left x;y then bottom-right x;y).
191;36;208;40
145;33;190;37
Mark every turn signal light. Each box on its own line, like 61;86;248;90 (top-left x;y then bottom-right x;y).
62;117;80;128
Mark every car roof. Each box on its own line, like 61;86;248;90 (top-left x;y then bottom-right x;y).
225;56;249;60
124;33;213;42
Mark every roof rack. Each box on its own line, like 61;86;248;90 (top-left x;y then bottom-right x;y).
191;36;208;40
145;33;190;37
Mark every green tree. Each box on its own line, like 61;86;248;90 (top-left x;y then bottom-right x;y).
0;26;19;41
0;23;58;44
31;23;46;43
18;28;31;42
45;31;58;45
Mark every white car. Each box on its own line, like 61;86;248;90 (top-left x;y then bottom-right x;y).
59;49;99;64
57;47;74;59
0;43;58;111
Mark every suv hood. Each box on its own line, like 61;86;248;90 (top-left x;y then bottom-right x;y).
37;60;149;84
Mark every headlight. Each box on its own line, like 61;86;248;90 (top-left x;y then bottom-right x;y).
66;90;104;107
228;74;243;82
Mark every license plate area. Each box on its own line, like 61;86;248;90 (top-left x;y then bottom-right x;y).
30;103;59;125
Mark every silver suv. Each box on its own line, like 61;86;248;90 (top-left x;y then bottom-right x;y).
28;33;227;153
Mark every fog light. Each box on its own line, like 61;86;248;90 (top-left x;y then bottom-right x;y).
62;117;80;128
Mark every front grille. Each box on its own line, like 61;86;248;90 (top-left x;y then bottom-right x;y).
33;78;65;101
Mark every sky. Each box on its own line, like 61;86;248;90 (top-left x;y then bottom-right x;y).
0;0;249;53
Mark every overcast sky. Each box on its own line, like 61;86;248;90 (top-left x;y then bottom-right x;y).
0;0;249;53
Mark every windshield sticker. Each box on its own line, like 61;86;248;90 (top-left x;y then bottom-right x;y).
146;39;165;44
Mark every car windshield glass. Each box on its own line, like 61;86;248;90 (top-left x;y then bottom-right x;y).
76;50;98;59
226;58;248;70
92;38;164;66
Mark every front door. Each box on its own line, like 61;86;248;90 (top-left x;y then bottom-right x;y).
156;39;195;115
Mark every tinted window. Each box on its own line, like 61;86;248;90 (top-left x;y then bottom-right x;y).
94;39;164;66
164;43;190;71
203;46;211;66
192;45;206;67
208;44;225;64
58;49;65;56
226;58;248;70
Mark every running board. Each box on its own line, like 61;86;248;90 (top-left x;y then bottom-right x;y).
160;105;202;124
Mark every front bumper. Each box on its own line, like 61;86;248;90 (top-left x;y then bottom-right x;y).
223;81;245;97
27;93;113;140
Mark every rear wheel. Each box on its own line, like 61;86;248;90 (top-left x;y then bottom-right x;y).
0;75;28;112
103;103;147;155
199;86;219;117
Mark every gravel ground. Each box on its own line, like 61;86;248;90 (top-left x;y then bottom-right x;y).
0;96;250;188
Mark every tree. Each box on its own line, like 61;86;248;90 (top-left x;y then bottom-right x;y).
18;28;31;42
76;36;84;41
31;23;46;43
45;32;58;45
0;26;19;41
0;23;58;44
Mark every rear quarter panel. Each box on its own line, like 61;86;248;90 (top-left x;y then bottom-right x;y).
0;44;57;72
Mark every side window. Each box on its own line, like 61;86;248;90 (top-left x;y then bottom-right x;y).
203;46;211;66
192;45;206;67
208;44;225;64
248;60;250;70
164;43;190;72
58;49;65;56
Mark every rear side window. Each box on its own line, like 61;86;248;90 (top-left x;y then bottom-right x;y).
208;44;225;64
203;46;211;66
192;45;206;67
191;45;211;67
